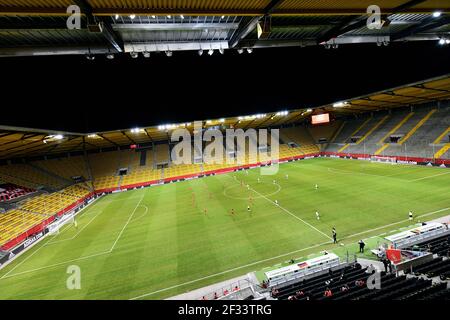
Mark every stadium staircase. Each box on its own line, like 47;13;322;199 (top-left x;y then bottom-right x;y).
337;117;372;152
434;143;450;159
344;115;390;153
374;112;415;155
329;121;346;144
375;109;436;157
398;109;437;145
433;127;450;145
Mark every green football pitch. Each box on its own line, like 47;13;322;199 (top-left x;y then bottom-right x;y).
0;158;449;300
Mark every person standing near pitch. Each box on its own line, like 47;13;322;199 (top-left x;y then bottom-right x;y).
316;211;320;220
409;211;414;221
332;227;337;244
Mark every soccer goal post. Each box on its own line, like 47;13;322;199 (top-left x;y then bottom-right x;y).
370;156;397;164
48;213;75;235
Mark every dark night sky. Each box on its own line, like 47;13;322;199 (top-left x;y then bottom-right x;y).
1;40;449;133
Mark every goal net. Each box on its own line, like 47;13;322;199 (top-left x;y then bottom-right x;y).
370;156;397;165
48;213;75;235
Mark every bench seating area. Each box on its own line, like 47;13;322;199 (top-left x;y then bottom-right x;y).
273;261;450;300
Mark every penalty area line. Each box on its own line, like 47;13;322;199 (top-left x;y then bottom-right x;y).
0;192;146;281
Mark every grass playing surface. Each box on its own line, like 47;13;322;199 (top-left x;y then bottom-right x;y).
0;158;449;300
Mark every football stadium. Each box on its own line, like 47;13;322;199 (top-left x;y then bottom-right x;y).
0;0;450;305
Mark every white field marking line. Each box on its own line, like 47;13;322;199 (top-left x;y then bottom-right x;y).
326;167;406;179
131;205;149;222
223;182;281;200
409;171;450;182
0;251;111;280
0;193;146;281
129;240;331;300
129;206;450;300
109;193;145;252
45;210;104;246
0;195;104;276
47;209;102;242
339;207;450;241
0;235;55;280
231;175;333;241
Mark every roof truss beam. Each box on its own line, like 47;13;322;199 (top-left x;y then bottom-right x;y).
318;0;428;44
73;0;124;53
229;0;286;48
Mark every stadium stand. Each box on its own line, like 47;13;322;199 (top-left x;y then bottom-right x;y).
0;209;48;245
326;104;450;159
33;156;89;181
154;144;170;166
0;163;68;190
325;118;369;152
19;183;90;215
0;182;91;246
272;261;450;301
0;183;35;202
121;150;162;187
88;150;122;191
164;164;202;179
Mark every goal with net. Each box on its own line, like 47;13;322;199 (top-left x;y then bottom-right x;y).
48;213;75;235
370;156;397;164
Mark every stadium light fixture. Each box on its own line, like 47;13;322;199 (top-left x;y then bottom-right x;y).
130;14;136;19
85;54;95;60
158;124;176;131
115;14;119;20
206;120;212;124
87;134;98;138
208;49;214;56
167;15;172;18
151;15;156;18
130;51;139;59
198;49;204;56
219;118;225;123
106;53;114;60
142;51;150;58
130;128;142;134
180;15;184;19
438;38;446;45
432;11;442;18
306;108;313;112
276;111;288;116
247;48;253;54
54;134;64;140
221;15;225;19
333;101;348;108
237;48;244;54
165;50;173;57
219;48;225;55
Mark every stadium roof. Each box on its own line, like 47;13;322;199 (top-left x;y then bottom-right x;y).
0;73;449;160
1;0;450;57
